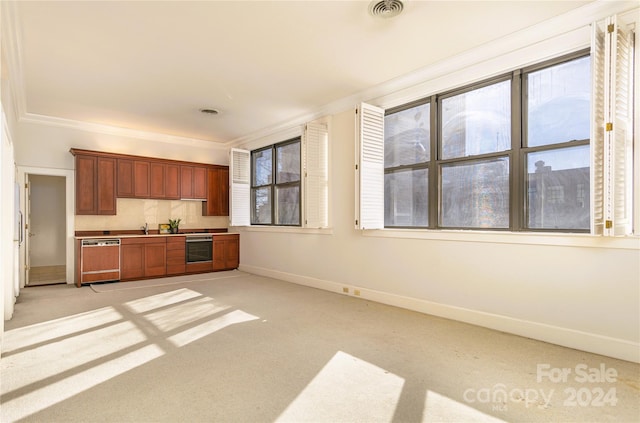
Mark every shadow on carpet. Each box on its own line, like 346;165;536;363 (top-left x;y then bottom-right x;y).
90;270;245;293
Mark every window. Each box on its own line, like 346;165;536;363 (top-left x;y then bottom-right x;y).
523;55;591;230
230;120;329;229
251;138;301;226
384;101;430;227
379;51;593;232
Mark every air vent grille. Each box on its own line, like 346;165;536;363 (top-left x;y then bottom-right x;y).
369;0;404;19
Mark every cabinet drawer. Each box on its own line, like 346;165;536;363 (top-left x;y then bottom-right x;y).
167;257;186;266
167;253;185;262
121;237;166;245
167;244;185;251
167;264;186;275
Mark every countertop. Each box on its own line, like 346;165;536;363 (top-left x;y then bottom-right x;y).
74;228;231;240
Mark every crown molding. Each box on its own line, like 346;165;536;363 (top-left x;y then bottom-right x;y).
5;0;638;152
20;113;229;150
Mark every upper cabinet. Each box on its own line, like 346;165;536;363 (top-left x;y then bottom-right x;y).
71;149;228;215
134;161;150;198
117;159;134;197
72;152;116;215
180;165;207;200
203;167;229;216
165;164;181;199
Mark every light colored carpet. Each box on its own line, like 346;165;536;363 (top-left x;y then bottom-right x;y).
2;272;639;422
90;270;244;292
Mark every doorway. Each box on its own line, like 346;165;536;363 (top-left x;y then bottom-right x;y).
26;174;67;286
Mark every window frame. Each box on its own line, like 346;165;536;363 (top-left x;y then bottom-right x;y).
382;49;592;233
250;137;302;227
383;97;434;228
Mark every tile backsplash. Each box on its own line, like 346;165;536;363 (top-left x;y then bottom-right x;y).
75;198;228;231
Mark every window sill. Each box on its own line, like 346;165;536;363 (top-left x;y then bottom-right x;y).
233;225;334;235
362;228;640;250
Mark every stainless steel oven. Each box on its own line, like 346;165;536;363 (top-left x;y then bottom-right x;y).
185;235;213;263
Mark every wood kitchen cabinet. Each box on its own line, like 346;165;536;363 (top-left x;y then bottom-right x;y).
120;242;144;280
166;236;186;275
181;165;207;199
72;149;229;213
117;159;135;197
149;162;166;198
121;237;166;280
165;164;181;199
213;234;239;271
150;162;181;199
76;233;238;286
203;167;229;216
73;153;116;215
134;160;150;198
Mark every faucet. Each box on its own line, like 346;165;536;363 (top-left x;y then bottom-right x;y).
141;223;148;235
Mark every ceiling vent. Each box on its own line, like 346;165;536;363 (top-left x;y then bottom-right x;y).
369;0;404;19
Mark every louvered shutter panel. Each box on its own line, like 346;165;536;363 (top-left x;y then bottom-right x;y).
591;16;633;236
591;20;606;235
355;103;384;230
610;19;633;236
230;148;251;226
304;122;329;228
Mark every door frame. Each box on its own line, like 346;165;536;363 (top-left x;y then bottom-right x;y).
17;166;75;287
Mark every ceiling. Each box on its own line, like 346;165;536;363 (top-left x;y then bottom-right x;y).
10;1;592;145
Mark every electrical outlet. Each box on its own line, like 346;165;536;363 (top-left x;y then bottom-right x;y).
343;287;349;294
354;289;361;296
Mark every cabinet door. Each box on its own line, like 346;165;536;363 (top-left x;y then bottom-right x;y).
193;166;208;199
218;168;229;215
225;236;239;269
97;157;116;215
180;166;193;198
117;159;134;197
134;161;150;198
203;167;229;216
165;164;180;199
212;239;226;271
75;155;97;215
121;243;145;280
149;162;166;198
145;242;167;277
213;235;239;271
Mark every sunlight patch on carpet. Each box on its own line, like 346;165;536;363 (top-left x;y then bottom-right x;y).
276;351;404;422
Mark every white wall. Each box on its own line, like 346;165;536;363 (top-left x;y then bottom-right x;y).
237;108;640;363
29;174;65;267
14;119;229;171
233;4;640;363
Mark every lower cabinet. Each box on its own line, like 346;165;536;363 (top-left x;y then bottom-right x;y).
166;236;186;275
213;234;239;271
121;237;167;280
78;234;238;285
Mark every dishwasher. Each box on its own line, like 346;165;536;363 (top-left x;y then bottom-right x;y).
80;239;121;285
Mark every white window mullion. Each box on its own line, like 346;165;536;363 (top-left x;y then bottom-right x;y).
229;148;250;227
355;103;385;230
304;121;329;228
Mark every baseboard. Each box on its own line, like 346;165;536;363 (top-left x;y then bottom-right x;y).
239;264;640;363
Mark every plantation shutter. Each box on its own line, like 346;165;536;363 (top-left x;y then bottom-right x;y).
591;16;634;236
229;148;251;226
355;103;384;230
304;121;329;228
